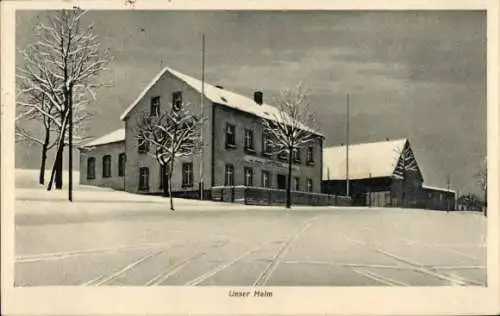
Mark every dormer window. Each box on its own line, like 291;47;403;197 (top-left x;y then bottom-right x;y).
172;91;183;111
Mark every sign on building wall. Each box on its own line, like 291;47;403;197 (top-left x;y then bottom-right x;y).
244;155;300;171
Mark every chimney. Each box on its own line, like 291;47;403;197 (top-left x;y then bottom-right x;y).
254;91;263;105
216;85;224;89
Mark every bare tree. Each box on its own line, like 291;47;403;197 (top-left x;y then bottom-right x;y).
16;89;91;185
136;106;205;211
16;8;111;192
477;157;487;216
262;82;317;209
393;144;419;207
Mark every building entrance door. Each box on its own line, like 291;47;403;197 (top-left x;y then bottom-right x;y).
277;174;287;190
160;165;170;196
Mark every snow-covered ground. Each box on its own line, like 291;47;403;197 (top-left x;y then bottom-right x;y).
14;168;487;287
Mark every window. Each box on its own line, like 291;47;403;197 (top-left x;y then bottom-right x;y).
244;167;253;187
292;148;301;163
261;171;271;188
138;137;149;153
294;177;300;191
118;153;126;177
306;146;314;164
139;167;149;191
102;155;111;178
182;163;194;187
277;174;287;190
244;129;254;152
87;157;96;180
225;123;236;148
278;150;288;161
172;91;183;111
307;178;313;192
262;133;273;156
225;164;234;186
150;96;160;116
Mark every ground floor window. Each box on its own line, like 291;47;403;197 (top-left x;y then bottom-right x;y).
261;171;270;187
87;157;96;180
225;164;234;186
244;167;253;186
277;174;286;190
294;177;300;191
102;155;112;178
118;153;126;177
307;178;313;192
139;167;149;191
182;162;194;187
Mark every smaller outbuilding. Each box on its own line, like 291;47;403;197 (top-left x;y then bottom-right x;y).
321;138;456;210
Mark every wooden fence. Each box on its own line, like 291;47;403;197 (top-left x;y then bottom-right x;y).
211;186;351;207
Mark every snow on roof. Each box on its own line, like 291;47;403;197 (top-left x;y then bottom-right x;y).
81;128;125;147
422;185;456;194
323;138;408;180
119;66;321;136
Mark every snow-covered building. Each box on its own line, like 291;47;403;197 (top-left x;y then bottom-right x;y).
321;138;456;210
78;66;323;197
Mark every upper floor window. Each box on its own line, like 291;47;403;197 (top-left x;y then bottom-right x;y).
225;164;234;186
306;145;314;164
172;91;183;111
182;162;194;187
262;133;273;156
139;167;149;191
261;170;271;188
278;150;288;162
307;178;313;192
226;123;236;148
292;148;301;163
87;157;96;180
244;129;254;152
102;155;112;178
118;153;126;177
150;96;160;116
244;167;253;187
138;137;149;153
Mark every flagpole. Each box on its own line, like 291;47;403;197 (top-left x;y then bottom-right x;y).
199;33;205;200
346;93;350;197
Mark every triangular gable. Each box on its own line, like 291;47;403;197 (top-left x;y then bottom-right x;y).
119;66;321;136
392;140;424;182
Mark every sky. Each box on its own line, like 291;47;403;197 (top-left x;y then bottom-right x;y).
15;10;486;195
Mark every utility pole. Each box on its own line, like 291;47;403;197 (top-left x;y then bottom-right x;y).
199;33;205;200
68;87;73;202
346;93;350;197
446;174;450;212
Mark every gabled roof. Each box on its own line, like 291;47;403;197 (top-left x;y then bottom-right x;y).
323;138;408;180
80;128;125;147
119;66;321;136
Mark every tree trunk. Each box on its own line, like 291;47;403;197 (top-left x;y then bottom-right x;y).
162;164;169;197
286;149;293;209
55;144;64;190
169;158;175;211
47;143;64;191
39;141;49;185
